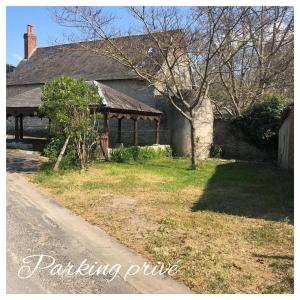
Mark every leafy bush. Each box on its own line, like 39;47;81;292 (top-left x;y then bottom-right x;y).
231;97;289;149
210;144;223;158
43;136;78;169
40;76;102;170
110;146;172;163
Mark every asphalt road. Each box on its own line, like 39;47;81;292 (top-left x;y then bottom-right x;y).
6;149;191;294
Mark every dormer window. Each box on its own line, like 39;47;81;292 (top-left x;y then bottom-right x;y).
147;48;156;56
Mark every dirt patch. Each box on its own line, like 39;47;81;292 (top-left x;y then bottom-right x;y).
109;196;137;209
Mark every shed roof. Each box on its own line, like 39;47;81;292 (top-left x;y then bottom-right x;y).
6;82;162;116
94;82;161;114
6;87;42;108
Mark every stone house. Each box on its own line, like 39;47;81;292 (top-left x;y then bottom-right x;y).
7;25;213;158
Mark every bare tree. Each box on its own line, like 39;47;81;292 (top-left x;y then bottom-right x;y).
52;6;250;168
213;6;294;116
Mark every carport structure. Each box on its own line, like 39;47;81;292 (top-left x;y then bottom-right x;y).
6;82;162;147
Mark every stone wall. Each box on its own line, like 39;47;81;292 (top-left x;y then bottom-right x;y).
169;97;214;159
213;119;269;161
6;116;49;137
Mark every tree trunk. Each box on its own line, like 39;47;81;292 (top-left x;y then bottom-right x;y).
54;135;70;171
190;120;197;169
76;139;85;171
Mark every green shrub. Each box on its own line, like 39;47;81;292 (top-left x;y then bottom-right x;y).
40;76;102;170
210;144;223;158
44;136;78;169
110;146;172;163
43;138;62;162
231;97;289;149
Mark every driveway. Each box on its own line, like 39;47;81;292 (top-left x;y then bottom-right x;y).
6;150;191;293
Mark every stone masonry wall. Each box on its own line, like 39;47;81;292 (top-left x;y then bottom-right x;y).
213;119;269;161
7;116;49;137
170;97;214;159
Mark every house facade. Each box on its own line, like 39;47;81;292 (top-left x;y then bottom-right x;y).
7;25;214;158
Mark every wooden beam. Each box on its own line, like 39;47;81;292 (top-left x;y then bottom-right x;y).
103;112;109;134
133;118;138;146
117;118;122;144
19;115;24;140
103;112;109;148
14;116;19;142
155;119;160;144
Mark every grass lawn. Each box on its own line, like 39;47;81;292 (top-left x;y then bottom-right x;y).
32;157;294;293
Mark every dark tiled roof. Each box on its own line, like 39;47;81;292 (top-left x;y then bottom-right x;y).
7;31;182;86
6;82;162;115
6;87;42;107
96;82;161;114
7;43;136;85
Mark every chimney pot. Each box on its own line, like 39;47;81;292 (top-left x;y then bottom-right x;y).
27;24;33;33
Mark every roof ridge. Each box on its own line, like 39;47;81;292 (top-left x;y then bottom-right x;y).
36;29;183;50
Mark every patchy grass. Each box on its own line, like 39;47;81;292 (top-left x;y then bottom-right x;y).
32;157;294;293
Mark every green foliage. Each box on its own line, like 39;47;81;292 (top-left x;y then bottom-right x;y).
43;137;62;162
232;97;289;148
159;216;178;228
110;146;172;163
244;224;280;246
210;144;223;158
44;136;78;168
40;76;102;169
40;76;101;135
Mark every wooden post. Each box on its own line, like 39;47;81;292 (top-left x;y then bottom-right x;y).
117;118;122;144
103;112;109;146
101;112;109;161
48;118;52;138
155;119;160;144
19;115;24;140
14;116;19;142
133;118;138;146
103;112;108;132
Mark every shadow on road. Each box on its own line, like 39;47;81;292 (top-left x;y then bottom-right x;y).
6;149;42;174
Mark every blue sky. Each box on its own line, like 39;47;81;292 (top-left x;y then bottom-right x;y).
6;6;138;66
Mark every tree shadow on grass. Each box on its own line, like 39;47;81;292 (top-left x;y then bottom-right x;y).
192;162;294;223
252;253;293;260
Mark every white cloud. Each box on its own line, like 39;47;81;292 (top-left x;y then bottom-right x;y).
12;53;22;62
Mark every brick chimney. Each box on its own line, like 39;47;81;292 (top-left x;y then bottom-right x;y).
24;24;37;59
